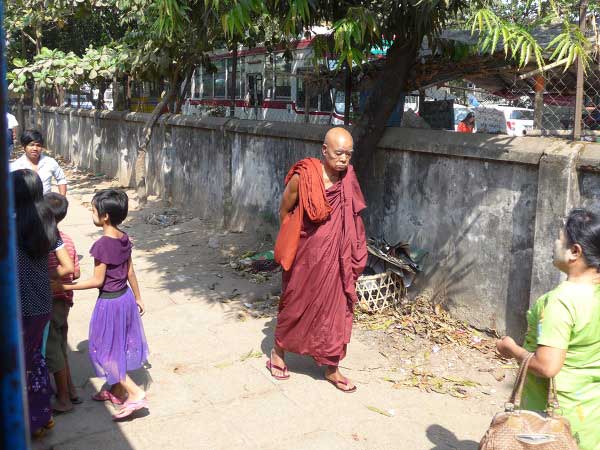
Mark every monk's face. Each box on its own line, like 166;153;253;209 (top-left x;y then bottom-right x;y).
322;131;353;173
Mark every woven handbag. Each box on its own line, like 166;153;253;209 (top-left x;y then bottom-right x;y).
479;354;579;449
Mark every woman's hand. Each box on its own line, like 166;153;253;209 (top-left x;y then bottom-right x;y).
136;300;145;316
496;336;518;359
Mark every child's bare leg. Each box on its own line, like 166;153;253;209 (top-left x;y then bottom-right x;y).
118;375;145;402
64;359;78;400
52;369;73;412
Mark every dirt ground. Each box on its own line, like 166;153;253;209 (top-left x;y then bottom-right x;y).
30;154;518;450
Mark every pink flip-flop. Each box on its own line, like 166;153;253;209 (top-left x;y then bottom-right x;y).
92;390;126;405
326;377;357;393
112;398;148;421
266;360;290;380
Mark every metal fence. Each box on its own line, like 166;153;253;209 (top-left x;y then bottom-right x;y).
413;56;600;143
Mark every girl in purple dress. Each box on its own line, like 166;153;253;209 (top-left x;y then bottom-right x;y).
12;169;74;437
64;189;149;420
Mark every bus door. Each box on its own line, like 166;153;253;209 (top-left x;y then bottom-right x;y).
247;74;263;107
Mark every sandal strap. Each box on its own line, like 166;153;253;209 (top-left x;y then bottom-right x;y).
268;361;288;372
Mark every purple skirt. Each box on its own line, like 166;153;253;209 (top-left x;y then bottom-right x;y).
88;288;149;385
22;313;52;432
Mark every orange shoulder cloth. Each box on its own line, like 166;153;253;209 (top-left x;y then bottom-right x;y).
274;158;331;270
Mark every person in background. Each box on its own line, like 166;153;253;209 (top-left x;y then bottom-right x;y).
12;169;74;438
496;208;600;449
457;112;475;133
7;111;18;153
45;193;81;414
10;129;68;195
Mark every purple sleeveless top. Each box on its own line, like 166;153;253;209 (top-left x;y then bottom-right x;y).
90;234;133;292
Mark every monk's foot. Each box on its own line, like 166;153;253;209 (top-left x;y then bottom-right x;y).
267;348;290;379
325;366;356;393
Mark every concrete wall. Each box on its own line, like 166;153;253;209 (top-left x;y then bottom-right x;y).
27;107;600;336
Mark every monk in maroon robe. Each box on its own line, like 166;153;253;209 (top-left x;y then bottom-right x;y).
268;127;367;392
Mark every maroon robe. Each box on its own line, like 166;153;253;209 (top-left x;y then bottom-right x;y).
275;164;367;366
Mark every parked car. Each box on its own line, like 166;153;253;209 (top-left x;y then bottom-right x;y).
502;107;534;136
472;106;534;136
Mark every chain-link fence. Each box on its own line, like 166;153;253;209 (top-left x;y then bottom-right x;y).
409;57;600;143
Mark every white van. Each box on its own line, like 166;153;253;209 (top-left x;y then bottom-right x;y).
500;107;534;136
473;106;534;136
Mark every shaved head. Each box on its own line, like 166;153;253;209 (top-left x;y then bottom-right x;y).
322;127;354;173
324;127;353;148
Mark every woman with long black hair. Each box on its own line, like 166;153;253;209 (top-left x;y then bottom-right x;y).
12;169;74;437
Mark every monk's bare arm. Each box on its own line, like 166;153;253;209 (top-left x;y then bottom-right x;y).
279;174;299;223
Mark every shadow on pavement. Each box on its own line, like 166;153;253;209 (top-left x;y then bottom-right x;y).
32;339;152;449
426;424;480;450
259;317;325;382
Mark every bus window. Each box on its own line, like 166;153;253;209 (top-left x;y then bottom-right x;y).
227;57;245;99
203;67;214;99
320;90;333;112
247;74;263;106
274;54;292;99
214;60;226;98
193;69;201;98
334;91;360;118
264;54;274;100
296;73;318;110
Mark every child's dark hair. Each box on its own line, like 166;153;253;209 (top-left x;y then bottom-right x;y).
92;189;128;226
564;208;600;271
20;129;44;147
45;192;69;224
12;169;58;258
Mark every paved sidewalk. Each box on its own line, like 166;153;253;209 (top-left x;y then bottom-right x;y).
33;176;508;450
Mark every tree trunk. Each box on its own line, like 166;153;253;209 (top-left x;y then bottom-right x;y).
56;86;65;106
135;73;180;204
125;75;132;111
174;66;194;114
96;82;107;109
533;74;545;130
344;63;352;126
112;76;120;111
304;78;310;123
230;46;238;118
33;25;43;127
352;40;419;183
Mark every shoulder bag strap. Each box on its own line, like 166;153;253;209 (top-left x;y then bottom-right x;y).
508;353;534;409
546;377;560;415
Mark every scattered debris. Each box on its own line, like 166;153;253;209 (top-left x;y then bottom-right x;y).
356;290;498;355
366;405;396;417
392;368;481;398
240;349;263;361
146;211;178;227
236;311;250;321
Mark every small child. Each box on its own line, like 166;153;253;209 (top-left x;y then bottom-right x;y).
45;193;81;414
63;189;149;420
12;169;74;438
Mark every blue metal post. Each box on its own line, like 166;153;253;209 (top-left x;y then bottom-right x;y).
0;0;30;447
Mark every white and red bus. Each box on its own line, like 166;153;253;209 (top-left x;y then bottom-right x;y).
182;37;352;124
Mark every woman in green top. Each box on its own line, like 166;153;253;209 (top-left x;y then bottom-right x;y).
497;208;600;450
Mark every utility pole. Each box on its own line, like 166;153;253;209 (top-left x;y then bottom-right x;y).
573;0;588;141
0;0;30;448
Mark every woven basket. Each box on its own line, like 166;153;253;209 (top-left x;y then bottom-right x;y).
356;271;406;313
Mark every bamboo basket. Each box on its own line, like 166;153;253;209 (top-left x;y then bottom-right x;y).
356;271;406;313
